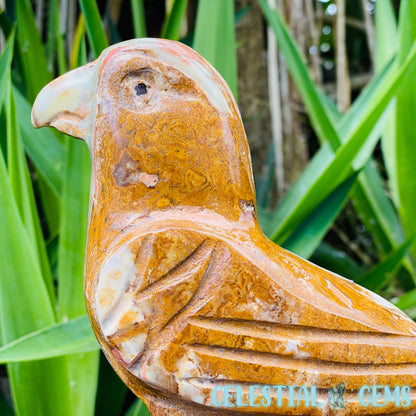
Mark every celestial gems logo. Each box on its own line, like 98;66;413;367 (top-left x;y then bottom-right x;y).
210;384;412;410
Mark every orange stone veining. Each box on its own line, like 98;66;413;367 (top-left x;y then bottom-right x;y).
32;39;416;415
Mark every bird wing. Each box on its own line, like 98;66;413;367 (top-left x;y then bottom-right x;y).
94;226;416;413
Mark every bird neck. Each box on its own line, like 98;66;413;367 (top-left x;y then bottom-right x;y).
88;100;258;248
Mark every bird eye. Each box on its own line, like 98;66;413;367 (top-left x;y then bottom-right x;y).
119;69;157;111
135;83;148;96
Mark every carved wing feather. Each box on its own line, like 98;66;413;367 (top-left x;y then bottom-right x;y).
94;228;416;413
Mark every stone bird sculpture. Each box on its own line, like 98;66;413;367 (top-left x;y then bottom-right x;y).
32;39;416;415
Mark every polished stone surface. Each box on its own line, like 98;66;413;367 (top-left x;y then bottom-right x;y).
32;38;416;415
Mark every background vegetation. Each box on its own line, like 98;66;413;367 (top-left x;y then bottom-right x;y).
0;0;415;415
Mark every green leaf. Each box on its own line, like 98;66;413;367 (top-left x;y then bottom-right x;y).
375;0;398;206
0;121;72;416
334;58;412;279
78;0;108;58
0;27;14;113
70;15;86;70
194;0;238;99
270;38;416;242
125;400;151;416
282;172;358;259
15;0;51;103
259;0;392;150
395;288;416;311
265;143;332;238
7;84;55;306
258;0;340;148
58;138;98;415
337;58;395;142
13;86;64;238
5;30;54;297
310;242;364;280
0;315;98;363
131;0;147;38
13;87;66;197
161;0;188;41
38;175;62;239
356;239;412;292
14;2;63;237
0;32;70;415
396;0;416;263
350;161;407;260
259;0;409;276
58;31;98;413
375;0;397;73
46;0;67;75
58;141;90;320
5;33;56;302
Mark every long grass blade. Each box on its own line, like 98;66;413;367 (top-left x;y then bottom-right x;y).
258;0;340;147
13;87;65;197
161;0;188;41
282;172;358;259
357;239;412;292
395;288;416;311
58;140;90;321
0;112;72;416
57;37;98;413
131;0;147;38
351;162;406;256
263;0;414;287
270;38;416;242
14;87;64;238
334;58;412;279
0;27;14;112
15;0;51;103
194;0;238;98
13;0;64;237
259;0;410;277
125;400;151;416
396;0;416;265
58;138;98;416
46;0;67;75
70;15;86;70
8;85;55;305
0;315;98;363
78;0;108;57
310;242;364;280
376;0;398;206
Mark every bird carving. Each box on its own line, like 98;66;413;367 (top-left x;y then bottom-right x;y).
32;39;416;415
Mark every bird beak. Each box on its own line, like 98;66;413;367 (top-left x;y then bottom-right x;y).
31;61;98;146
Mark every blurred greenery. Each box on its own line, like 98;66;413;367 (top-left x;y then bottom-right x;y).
0;0;415;415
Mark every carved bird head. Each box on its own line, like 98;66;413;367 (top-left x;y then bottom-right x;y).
32;39;256;225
